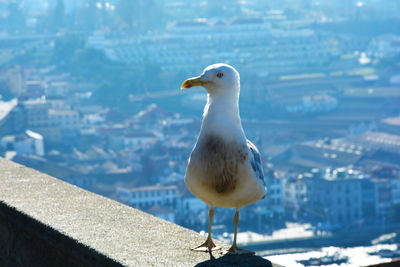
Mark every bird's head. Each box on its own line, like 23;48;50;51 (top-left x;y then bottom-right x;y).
181;63;240;96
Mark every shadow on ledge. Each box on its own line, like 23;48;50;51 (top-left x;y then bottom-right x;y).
194;252;274;267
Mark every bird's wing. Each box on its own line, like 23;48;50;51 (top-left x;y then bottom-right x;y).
247;140;266;187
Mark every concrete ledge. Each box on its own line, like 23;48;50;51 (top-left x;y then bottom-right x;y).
0;157;279;266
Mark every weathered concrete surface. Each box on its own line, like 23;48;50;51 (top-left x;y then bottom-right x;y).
0;157;281;266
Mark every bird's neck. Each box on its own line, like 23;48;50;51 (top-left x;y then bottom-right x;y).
206;92;240;115
200;93;244;140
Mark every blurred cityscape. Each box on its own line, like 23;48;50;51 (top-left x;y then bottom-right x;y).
0;0;400;265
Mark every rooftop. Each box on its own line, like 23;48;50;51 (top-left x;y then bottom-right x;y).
0;98;17;121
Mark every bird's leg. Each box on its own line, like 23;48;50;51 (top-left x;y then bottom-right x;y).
225;208;255;255
192;206;220;252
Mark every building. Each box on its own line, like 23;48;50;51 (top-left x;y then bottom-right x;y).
250;168;285;227
283;171;307;218
362;171;400;221
0;130;44;157
0;98;22;136
87;18;339;76
285;95;337;114
20;97;81;141
46;81;70;97
380;116;400;135
272;139;363;171
21;97;49;129
48;109;80;135
305;168;364;227
265;169;284;207
367;34;400;58
0;65;24;96
124;131;158;147
24;80;47;99
116;185;178;211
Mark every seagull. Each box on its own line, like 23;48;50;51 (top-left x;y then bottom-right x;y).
181;63;266;255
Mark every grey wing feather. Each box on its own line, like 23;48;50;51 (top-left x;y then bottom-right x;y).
247;140;266;187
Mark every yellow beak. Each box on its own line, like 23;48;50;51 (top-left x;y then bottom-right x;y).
181;76;205;90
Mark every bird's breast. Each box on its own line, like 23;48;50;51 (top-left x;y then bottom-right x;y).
187;134;249;195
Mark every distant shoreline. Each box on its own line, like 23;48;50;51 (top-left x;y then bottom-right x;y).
241;226;400;253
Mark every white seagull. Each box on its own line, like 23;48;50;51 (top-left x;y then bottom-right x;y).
181;63;266;255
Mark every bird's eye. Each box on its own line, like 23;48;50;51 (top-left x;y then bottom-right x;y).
216;72;223;78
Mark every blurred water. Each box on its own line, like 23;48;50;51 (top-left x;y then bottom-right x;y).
264;244;397;267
